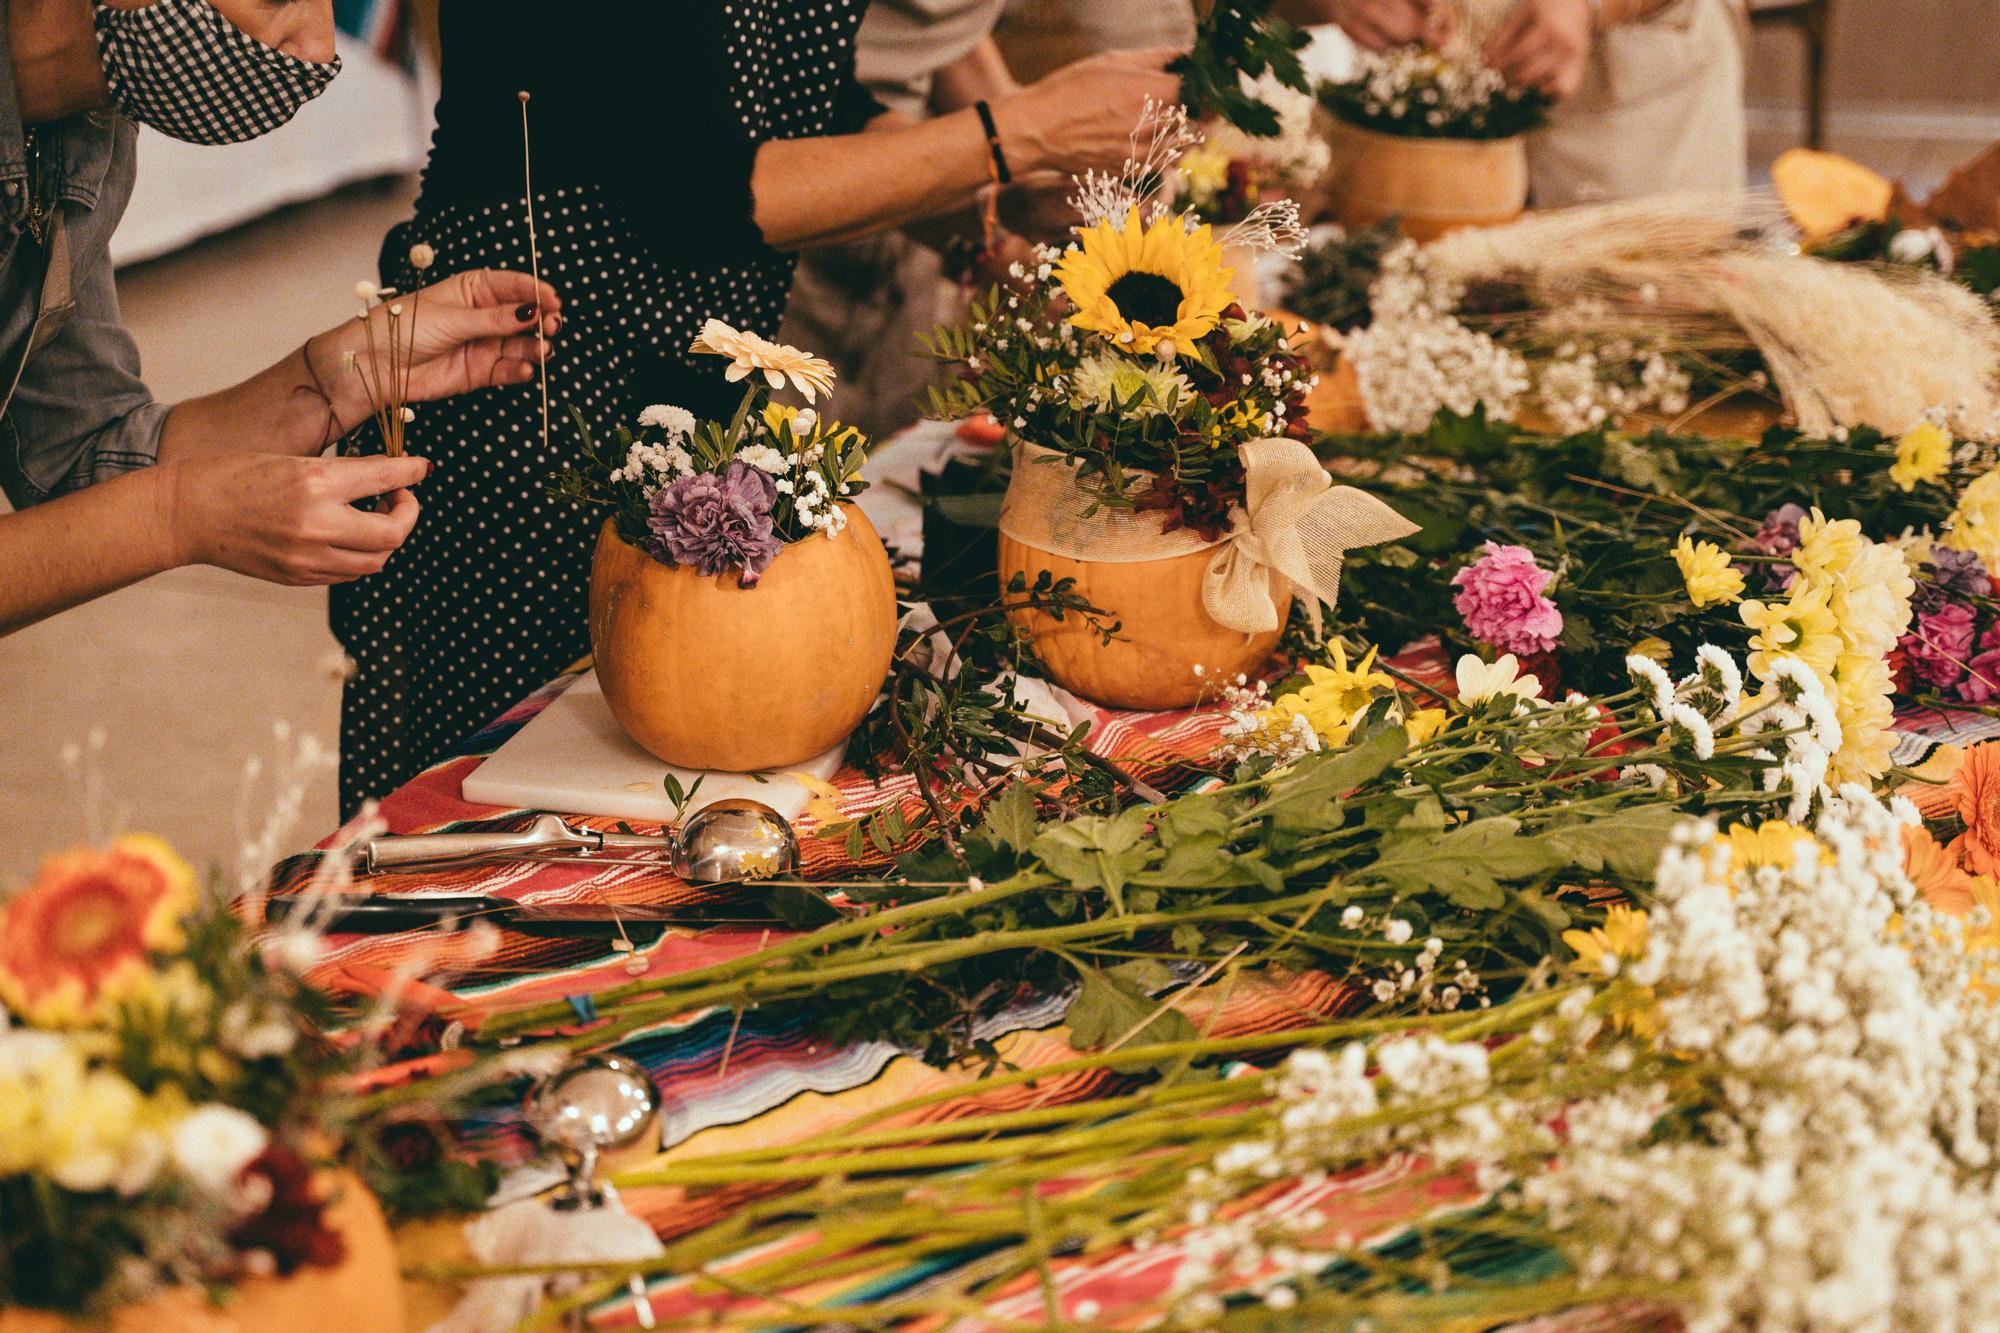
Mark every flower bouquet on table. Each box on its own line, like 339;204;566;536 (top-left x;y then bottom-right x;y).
1334;408;2000;785
1316;33;1547;242
0;837;414;1330
552;320;897;771
925;104;1414;711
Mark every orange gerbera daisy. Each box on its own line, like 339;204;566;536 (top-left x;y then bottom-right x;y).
1906;823;1979;916
1950;742;2000;879
0;835;196;1027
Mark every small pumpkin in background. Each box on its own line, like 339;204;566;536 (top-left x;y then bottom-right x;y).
590;508;898;771
1772;148;1896;245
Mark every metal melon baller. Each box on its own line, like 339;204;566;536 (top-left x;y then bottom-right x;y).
360;805;798;882
271;804;807;940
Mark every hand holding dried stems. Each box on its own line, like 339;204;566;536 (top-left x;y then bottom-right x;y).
335;263;562;455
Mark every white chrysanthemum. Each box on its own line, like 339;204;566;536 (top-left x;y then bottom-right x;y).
637;403;696;437
1626;654;1674;711
1069;353;1191;417
169;1104;269;1198
1663;702;1716;760
737;444;788;475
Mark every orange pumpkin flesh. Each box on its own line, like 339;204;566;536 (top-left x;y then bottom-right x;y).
589;505;898;772
999;533;1288;711
0;1171;404;1333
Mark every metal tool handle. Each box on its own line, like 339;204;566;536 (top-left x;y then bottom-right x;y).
365;813;599;873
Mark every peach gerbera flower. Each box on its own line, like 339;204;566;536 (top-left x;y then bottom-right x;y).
0;835;197;1027
688;318;836;402
1949;742;2000;879
1905;823;1978;916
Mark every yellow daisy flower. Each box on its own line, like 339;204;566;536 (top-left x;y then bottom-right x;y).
1562;906;1657;1036
1054;206;1235;358
1739;580;1841;680
1403;708;1451;745
1725;820;1822;874
1890;421;1952;491
1672;536;1745;608
1262;643;1394;749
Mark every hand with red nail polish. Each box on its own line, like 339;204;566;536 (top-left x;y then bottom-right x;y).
313;269;564;439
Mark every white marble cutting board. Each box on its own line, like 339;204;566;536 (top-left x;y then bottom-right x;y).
460;670;845;823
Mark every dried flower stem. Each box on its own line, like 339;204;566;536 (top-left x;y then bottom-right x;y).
519;91;551;458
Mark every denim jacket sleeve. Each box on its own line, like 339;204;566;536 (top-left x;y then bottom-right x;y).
0;113;168;509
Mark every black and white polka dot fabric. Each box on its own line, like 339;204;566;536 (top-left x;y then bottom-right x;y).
330;1;876;818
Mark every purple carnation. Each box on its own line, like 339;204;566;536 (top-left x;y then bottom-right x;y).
1451;541;1563;656
1902;602;1978;690
1740;503;1808;593
646;460;782;587
1912;545;1993;616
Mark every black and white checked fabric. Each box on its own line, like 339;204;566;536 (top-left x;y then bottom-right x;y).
92;0;339;146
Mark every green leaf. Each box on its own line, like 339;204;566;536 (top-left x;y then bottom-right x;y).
982;782;1041;854
1260;726;1405;829
1360;816;1564;911
1536;804;1684;882
1066;967;1198;1054
765;884;844;930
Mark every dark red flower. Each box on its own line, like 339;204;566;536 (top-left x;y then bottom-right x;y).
228;1145;346;1276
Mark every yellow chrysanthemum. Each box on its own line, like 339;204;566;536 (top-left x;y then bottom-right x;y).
1792;508;1865;585
1672;536;1744;608
1725;820;1822;874
1403;708;1451;745
1891;421;1953;491
1263;643;1395;749
1942;468;2000;572
0;835;197;1028
1054;206;1235;358
1562;906;1656;1036
1739;580;1841;680
1177;143;1232;200
1830;652;1899;784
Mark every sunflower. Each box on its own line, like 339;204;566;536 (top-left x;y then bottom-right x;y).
0;835;197;1028
1054;207;1235;358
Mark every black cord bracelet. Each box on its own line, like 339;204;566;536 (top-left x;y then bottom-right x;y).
973;99;1012;186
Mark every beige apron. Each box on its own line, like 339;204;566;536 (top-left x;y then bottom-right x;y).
1524;0;1750;205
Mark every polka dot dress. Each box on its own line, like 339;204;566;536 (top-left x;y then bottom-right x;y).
330;1;875;817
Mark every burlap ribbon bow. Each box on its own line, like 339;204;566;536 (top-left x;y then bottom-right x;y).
1000;440;1420;636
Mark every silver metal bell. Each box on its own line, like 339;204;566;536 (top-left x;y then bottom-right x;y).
673;798;798;884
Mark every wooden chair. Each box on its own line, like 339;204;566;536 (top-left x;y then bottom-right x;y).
1749;0;1835;150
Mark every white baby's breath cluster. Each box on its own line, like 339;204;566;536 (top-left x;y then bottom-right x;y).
1522;795;2000;1332
1347;241;1531;432
1345;42;1513;128
1070;99;1199;231
1168;792;2000;1328
1534;340;1693;434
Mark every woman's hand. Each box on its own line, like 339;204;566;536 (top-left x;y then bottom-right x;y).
1325;0;1455;50
1482;0;1595;98
166;452;430;586
991;49;1184;178
314;269;563;438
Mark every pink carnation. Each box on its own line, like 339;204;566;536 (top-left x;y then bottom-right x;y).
1451;542;1563;656
1903;603;1977;691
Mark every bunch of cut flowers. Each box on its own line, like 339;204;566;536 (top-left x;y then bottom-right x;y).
438;662;2000;1332
0;831;494;1315
924;102;1315;537
1318;36;1549;141
551;319;868;587
1174;73;1329;228
1335;409;2000;782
